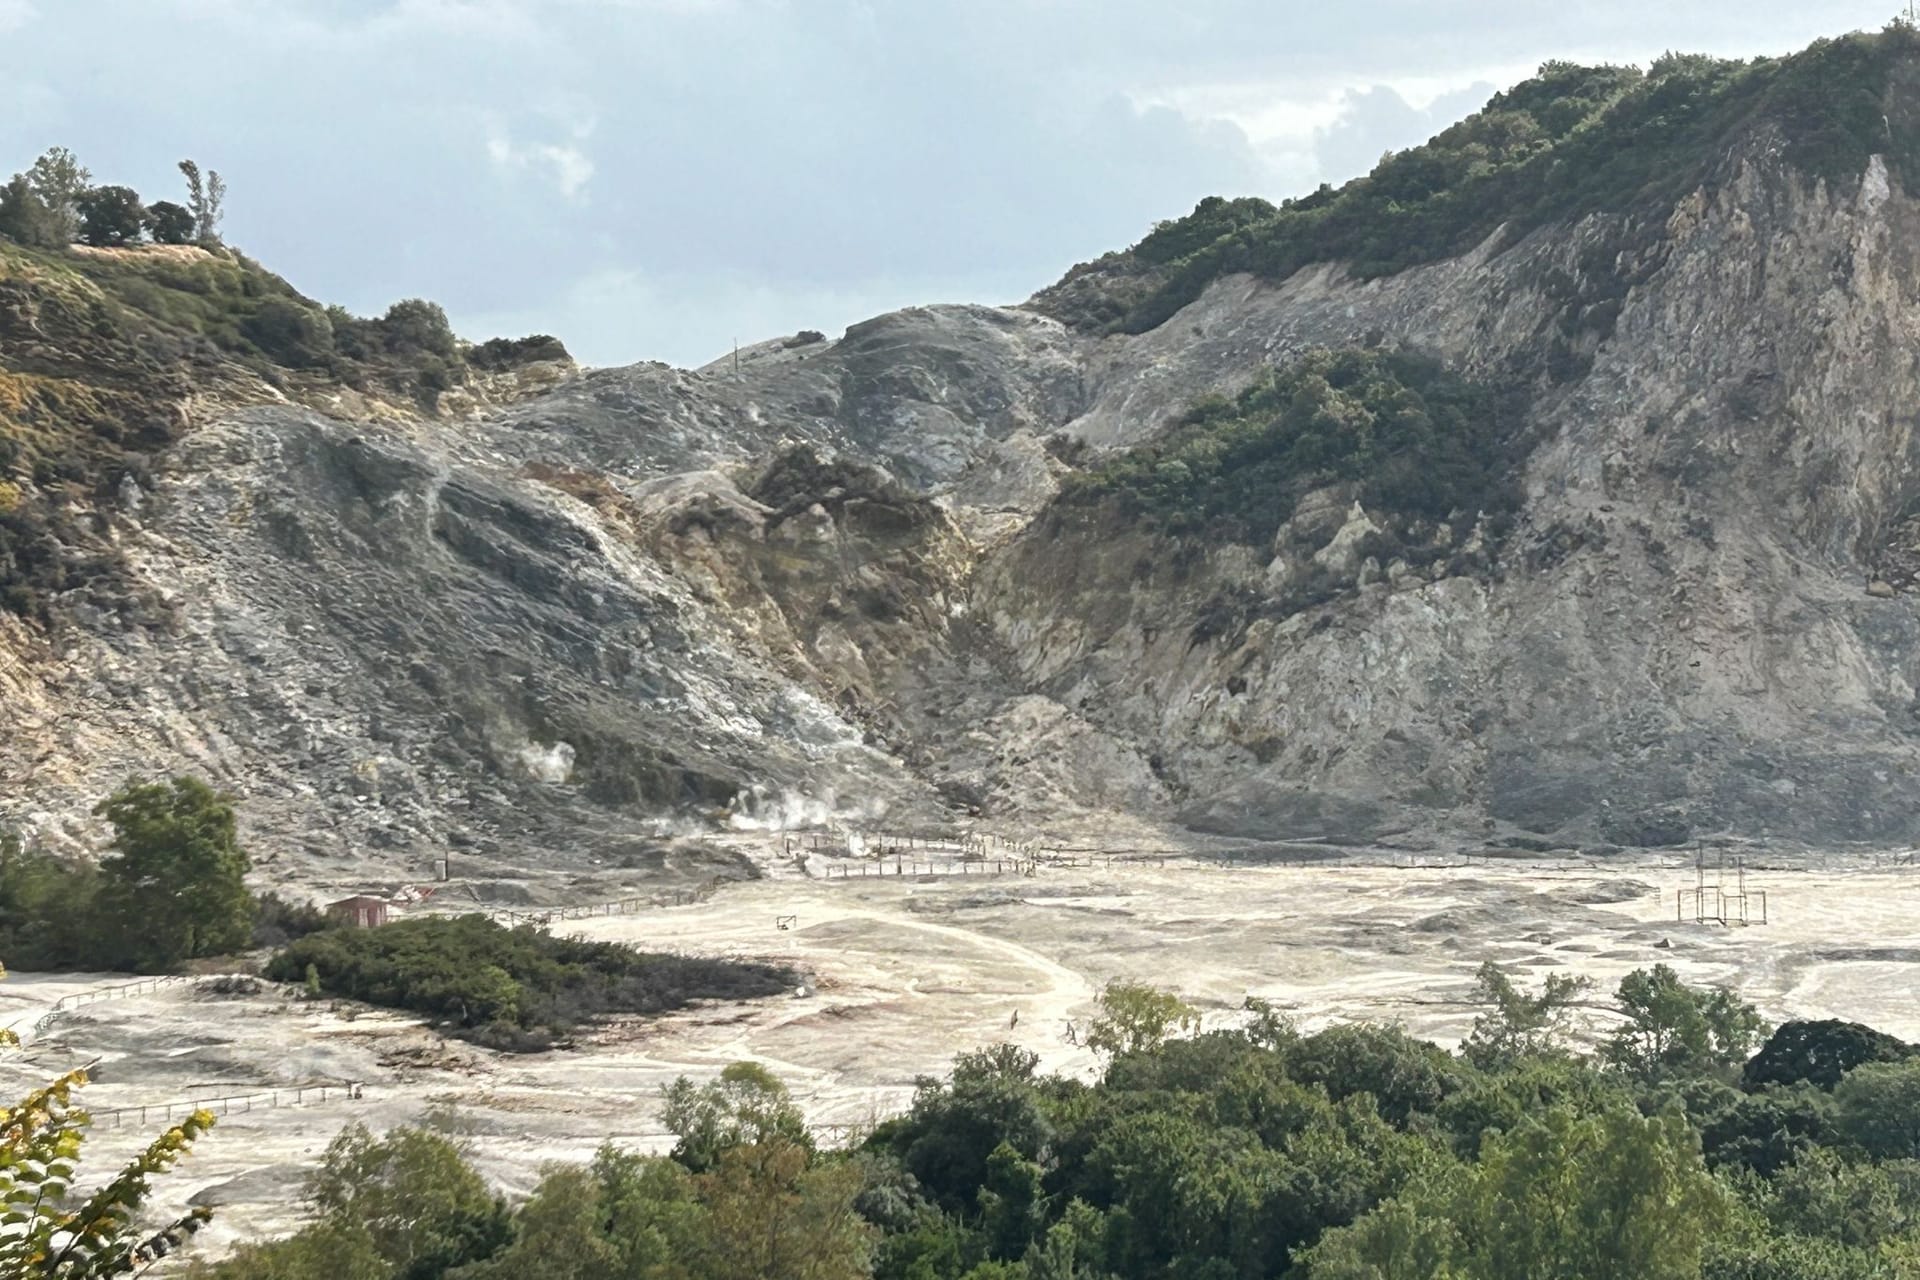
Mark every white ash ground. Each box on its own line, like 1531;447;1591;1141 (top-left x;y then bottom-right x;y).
2;842;1918;1262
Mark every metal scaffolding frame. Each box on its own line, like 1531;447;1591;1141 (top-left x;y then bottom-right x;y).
1677;845;1768;926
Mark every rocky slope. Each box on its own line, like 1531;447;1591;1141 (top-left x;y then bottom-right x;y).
986;151;1920;847
8;37;1920;880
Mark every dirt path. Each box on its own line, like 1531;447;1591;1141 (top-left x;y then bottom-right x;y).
552;886;1105;1116
808;902;1100;1068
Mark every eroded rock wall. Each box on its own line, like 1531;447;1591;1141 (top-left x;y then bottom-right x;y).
980;154;1920;845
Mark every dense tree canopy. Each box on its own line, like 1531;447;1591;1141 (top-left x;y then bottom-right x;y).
144;199;196;245
158;957;1920;1279
267;914;797;1050
1743;1019;1915;1091
93;775;255;970
1603;963;1770;1082
74;185;147;247
661;1060;814;1173
0;777;255;972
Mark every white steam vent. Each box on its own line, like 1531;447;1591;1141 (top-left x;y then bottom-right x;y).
516;740;576;784
726;785;834;831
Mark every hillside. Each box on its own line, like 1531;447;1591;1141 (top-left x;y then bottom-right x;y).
1032;31;1920;334
7;25;1920;886
0;238;571;623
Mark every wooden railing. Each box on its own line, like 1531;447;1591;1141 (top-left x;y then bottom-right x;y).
51;974;198;1012
483;882;716;928
90;1081;366;1129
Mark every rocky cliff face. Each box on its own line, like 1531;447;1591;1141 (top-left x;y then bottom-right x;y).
986;151;1920;847
6;132;1920;876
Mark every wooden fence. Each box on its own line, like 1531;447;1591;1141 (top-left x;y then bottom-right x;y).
0;975;303;1052
822;858;1029;880
484;882;716;929
90;1081;366;1130
51;973;198;1012
787;830;1045;860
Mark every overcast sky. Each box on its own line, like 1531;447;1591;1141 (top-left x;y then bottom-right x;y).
0;1;1899;367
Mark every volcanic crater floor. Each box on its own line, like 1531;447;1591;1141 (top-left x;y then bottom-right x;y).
3;844;1917;1257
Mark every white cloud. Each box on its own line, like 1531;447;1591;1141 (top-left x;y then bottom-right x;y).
1382;62;1541;112
1139;82;1351;152
486;120;596;201
8;0;1903;370
543;145;594;199
1130;57;1548;198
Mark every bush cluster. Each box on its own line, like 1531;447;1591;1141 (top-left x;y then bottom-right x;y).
0;144;563;410
843;972;1920;1280
266;915;797;1051
193;1112;870;1280
1060;347;1527;552
0;150;219;252
467;333;571;370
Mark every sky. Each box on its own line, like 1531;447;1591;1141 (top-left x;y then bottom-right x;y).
0;1;1902;368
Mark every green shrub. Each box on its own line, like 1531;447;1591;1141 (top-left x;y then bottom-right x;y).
377;297;458;359
0;831;103;970
1060;348;1528;548
243;297;335;367
468;334;570;369
252;891;336;949
266;915;796;1050
1833;1059;1920;1160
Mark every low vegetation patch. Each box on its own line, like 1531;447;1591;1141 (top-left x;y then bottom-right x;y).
267;914;797;1051
1059;348;1528;553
